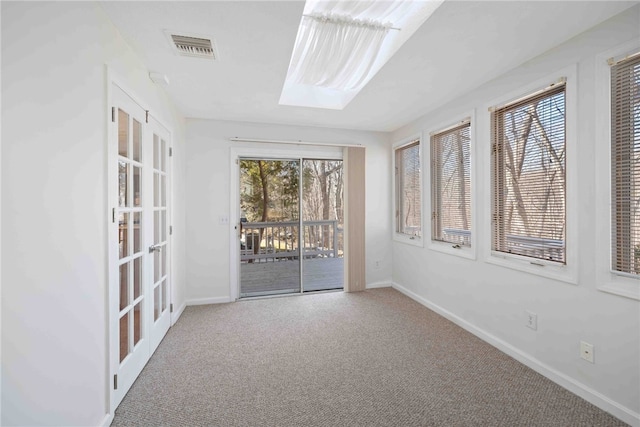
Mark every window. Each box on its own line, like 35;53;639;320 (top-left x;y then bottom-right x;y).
491;82;566;263
395;139;422;239
611;52;640;276
280;2;444;110
431;120;471;247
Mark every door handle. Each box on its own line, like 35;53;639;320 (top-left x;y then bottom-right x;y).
149;244;163;253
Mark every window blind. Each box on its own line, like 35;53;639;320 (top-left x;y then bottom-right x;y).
431;121;471;246
395;141;421;237
611;53;640;275
491;84;566;263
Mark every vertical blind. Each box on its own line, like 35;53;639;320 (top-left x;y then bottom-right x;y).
431;121;471;246
611;53;640;275
345;146;366;292
395;140;421;237
491;84;566;263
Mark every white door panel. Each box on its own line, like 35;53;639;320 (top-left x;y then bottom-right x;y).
109;84;171;411
148;117;171;353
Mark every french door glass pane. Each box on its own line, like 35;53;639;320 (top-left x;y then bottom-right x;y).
154;250;161;283
153;135;160;170
153;211;166;245
119;263;128;310
161;139;166;172
161;211;166;241
118;162;128;207
162;281;167;312
133;257;141;300
133;212;141;253
118;109;129;158
133;166;142;207
154;285;160;321
119;212;129;258
154;173;160;207
161;249;166;277
133;302;142;346
132;119;142;162
154;211;160;244
161;175;167;206
119;312;129;363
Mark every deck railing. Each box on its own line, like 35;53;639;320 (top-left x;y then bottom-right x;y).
241;220;342;263
442;228;564;261
502;234;564;261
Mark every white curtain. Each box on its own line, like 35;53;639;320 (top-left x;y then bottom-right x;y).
287;1;413;91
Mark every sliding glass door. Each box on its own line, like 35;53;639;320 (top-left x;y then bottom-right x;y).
301;160;344;292
238;158;343;297
239;159;301;297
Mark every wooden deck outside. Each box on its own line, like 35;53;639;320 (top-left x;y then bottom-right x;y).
240;257;343;297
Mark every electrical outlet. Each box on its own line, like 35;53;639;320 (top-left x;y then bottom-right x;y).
525;310;537;330
219;215;229;225
374;260;381;269
580;341;594;363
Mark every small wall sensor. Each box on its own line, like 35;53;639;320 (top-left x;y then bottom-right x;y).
149;72;170;86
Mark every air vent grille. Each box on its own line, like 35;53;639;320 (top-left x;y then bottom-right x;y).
169;33;217;59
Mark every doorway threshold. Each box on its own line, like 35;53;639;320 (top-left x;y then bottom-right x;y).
239;288;343;301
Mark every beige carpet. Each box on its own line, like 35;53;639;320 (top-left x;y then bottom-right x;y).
112;288;627;426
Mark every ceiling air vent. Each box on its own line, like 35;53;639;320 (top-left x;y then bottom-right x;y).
167;31;217;59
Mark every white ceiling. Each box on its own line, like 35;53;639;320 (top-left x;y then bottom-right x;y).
100;1;636;132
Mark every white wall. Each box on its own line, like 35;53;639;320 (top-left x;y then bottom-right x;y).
185;119;391;303
4;2;635;426
391;7;640;425
1;3;187;426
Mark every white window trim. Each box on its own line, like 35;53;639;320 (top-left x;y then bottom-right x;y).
483;65;578;285
594;39;640;301
427;111;477;260
392;134;424;247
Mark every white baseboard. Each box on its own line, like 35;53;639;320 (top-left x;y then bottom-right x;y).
186;296;233;306
366;281;392;289
171;301;187;326
391;282;640;427
101;412;113;427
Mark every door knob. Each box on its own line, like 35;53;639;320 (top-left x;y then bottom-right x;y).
149;244;162;253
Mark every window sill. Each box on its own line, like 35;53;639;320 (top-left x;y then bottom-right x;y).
486;252;577;285
393;234;424;248
597;280;640;301
429;241;476;260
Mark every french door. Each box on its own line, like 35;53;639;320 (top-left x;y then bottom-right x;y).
109;84;171;410
238;158;343;298
148;117;172;352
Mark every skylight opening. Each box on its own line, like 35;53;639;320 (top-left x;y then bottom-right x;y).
279;0;444;110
